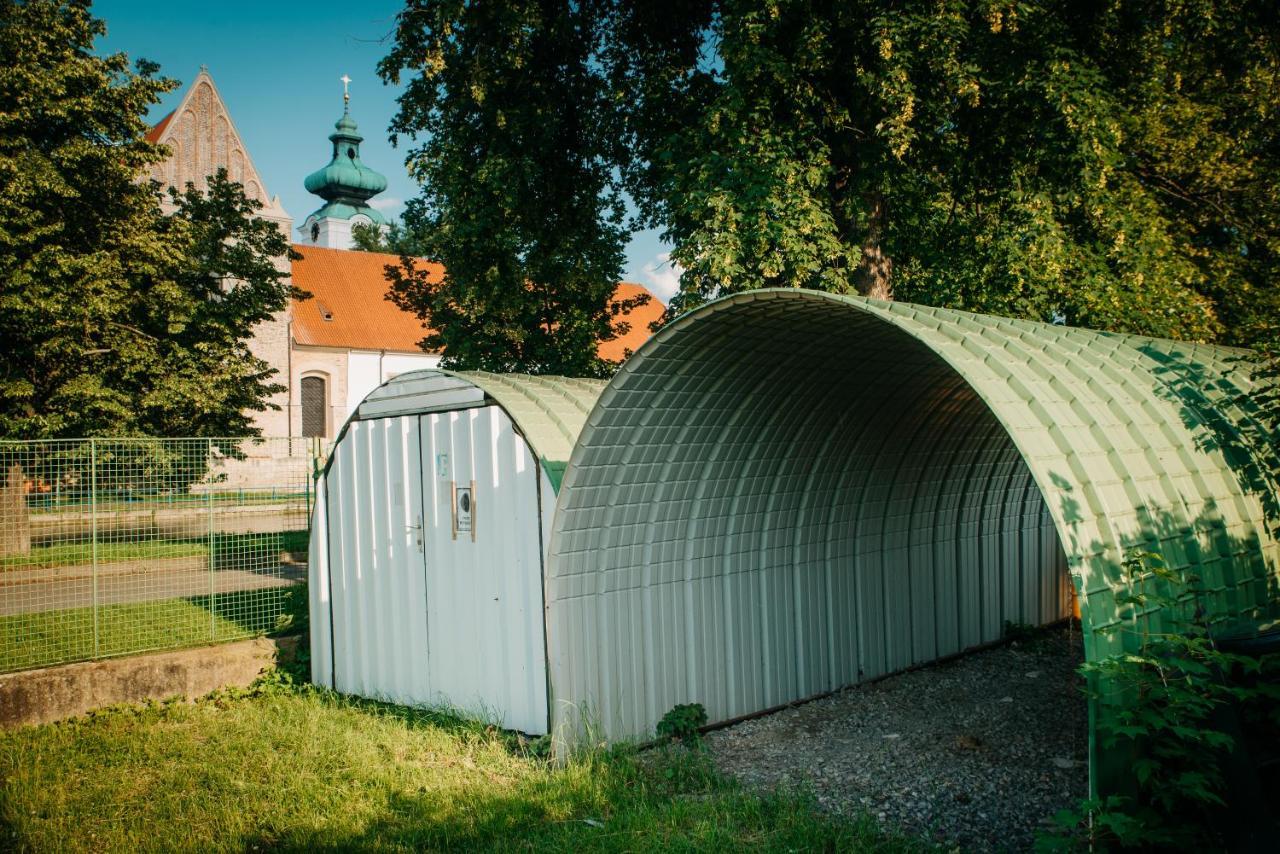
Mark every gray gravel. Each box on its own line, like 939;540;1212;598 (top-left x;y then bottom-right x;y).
704;627;1088;851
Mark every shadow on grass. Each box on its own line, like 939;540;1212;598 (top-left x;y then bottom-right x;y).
204;582;309;640
211;530;309;573
239;735;903;853
0;667;923;852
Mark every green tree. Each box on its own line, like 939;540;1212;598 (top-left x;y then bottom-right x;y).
144;173;299;436
0;0;297;439
379;0;648;375
350;216;428;257
606;1;1279;343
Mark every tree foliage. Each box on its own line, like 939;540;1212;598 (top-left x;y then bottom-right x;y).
379;1;1277;345
350;216;428;257
603;1;1280;343
0;0;297;439
1039;551;1280;850
379;0;649;376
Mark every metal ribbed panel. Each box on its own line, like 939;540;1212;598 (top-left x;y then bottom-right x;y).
546;289;1278;799
326;416;432;704
308;481;333;688
458;372;606;469
418;405;549;734
347;369;606;493
312;367;600;734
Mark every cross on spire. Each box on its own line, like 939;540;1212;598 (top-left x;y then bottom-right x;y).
340;74;351;109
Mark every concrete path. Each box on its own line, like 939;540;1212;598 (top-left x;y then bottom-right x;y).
0;563;304;616
30;503;308;542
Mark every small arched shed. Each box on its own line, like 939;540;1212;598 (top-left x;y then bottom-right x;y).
545;289;1279;795
309;369;604;735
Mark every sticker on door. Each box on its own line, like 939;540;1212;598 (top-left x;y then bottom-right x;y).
456;487;472;533
451;480;476;540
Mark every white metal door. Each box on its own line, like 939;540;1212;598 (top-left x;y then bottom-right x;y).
420;405;549;734
326;416;432;704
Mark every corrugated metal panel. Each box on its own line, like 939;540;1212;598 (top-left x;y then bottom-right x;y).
460;372;607;476
313;388;553;733
546;289;1278;799
348;369;606;493
357;371;485;420
327;416;433;704
308;479;333;688
418;405;549;734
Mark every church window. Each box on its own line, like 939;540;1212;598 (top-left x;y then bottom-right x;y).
347;147;356;159
311;222;320;242
301;375;328;438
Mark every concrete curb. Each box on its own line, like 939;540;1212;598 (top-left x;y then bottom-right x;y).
0;635;300;729
0;555;208;584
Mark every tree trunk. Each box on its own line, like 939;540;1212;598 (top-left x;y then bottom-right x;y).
855;193;893;300
1;464;31;558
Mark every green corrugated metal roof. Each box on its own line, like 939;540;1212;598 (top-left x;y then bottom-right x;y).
332;369;606;493
450;371;606;492
547;288;1279;797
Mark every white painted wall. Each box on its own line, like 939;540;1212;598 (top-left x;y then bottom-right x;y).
381;352;441;379
344;351;442;424
297;213;382;250
346;352;384;415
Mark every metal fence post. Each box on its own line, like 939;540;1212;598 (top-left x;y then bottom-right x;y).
90;438;99;658
305;449;312;530
208;438;215;642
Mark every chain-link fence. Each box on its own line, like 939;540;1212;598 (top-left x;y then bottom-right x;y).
0;437;324;673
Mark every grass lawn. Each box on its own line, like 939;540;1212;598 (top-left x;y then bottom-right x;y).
1;531;309;570
0;586;307;673
0;677;927;852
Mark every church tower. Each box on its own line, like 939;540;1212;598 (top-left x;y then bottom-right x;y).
145;67;293;437
299;78;389;250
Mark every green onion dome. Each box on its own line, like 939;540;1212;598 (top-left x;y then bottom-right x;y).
303;108;388;219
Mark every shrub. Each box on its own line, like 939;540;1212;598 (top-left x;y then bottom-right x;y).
656;702;708;743
1038;551;1280;850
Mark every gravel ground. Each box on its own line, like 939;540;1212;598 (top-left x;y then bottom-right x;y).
704;627;1088;851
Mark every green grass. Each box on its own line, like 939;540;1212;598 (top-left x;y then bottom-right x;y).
0;679;927;852
1;531;309;570
0;586;307;673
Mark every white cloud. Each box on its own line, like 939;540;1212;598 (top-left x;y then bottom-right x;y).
368;196;402;212
639;252;683;304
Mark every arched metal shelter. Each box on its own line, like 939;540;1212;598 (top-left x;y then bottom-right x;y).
546;289;1279;795
310;369;605;734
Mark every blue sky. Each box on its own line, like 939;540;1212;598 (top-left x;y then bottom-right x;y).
95;0;678;300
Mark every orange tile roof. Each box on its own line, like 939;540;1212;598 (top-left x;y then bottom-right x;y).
146;111;174;143
602;282;665;361
292;245;440;353
290;245;663;360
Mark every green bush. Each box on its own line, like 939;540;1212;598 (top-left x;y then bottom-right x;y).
656;703;708;743
1037;551;1280;850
